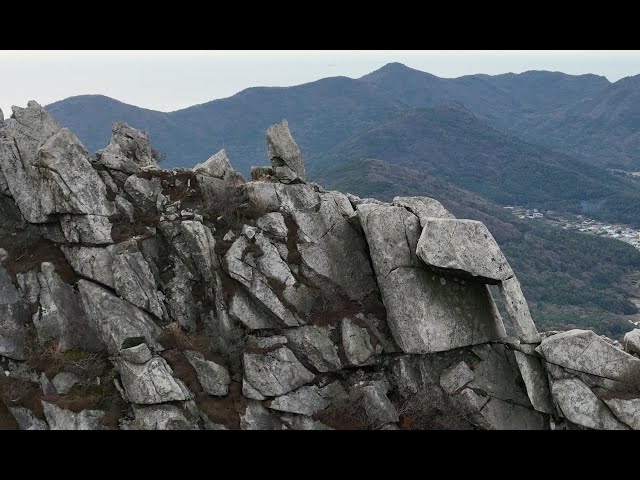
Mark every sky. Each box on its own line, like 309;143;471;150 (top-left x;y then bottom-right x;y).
2;50;640;118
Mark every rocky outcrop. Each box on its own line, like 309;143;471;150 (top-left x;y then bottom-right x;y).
95;122;157;173
266;120;305;184
1;102;638;430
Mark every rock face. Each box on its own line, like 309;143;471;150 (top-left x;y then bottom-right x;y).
1;103;637;430
95;122;157;173
266;120;305;184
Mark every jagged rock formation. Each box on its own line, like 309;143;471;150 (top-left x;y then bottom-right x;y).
0;101;638;430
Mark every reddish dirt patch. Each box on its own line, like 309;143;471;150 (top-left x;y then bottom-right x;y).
197;382;247;430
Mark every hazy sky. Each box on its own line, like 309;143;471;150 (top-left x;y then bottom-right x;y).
2;50;640;118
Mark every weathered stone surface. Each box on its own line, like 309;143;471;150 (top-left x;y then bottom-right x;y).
60;214;113;244
35;128;114;217
224;233;300;327
115;195;135;223
123;175;162;213
256;212;288;238
117;356;191;404
95;122;157;173
479;397;546;430
78;279;163;355
551;378;628;430
266;120;305;184
499;276;541;343
0;266;29;360
0;101;62;223
269;383;343;416
514;351;555;415
52;371;79;395
469;344;532;407
130;404;192;430
294;190;378;301
120;343;153;364
240;400;283;430
17;270;40;303
358;204;505;354
624;329;640;356
184;350;230;396
194;149;244;184
361;382;399;424
164;255;198;331
342;317;376;366
61;245;115;288
416;218;513;282
243;343;315;397
393;196;454;226
537;329;640;384
228;289;279;330
42;401;105;430
8;406;49;430
113;251;165;319
284;325;342;373
280;413;332;430
440;361;475;394
178;220;218;283
242;379;266;400
35;262;102;351
603;397;640;430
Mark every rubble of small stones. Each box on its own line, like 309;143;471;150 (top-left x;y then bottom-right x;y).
0;100;637;430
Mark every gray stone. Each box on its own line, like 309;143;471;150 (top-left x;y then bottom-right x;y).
514;351;555;415
35;262;102;351
131;404;192;430
416;218;513;283
178;220;218;283
361;382;399;424
551;378;628;430
242;379;266;400
224;234;300;327
342;317;376;366
479;397;546;430
40;372;56;396
269;383;340;416
0;101;61;223
357;204;505;354
458;388;490;412
123;175;162;213
78;279;163;355
0;266;29;360
284;325;342;373
35;128;114;217
240;400;283;430
624;329;640;356
113;251;165;319
120;343;152;364
184;350;230;396
8;406;49;430
499;276;541;343
392;196;455;226
117;356;191;404
52;371;79;395
602;397;640;430
61;245;115;288
537;329;640;384
60;214;113;244
440;361;475;394
16;270;40;304
228;289;279;330
469;344;532;407
164;255;198;331
42;401;105;430
256;212;288;238
243;343;315;397
294;190;378;301
193;149;244;184
266;120;305;183
115;195;135;223
279;413;332;430
95;122;157;173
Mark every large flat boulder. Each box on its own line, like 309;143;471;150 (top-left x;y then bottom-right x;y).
357;204;505;353
537;329;640;385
